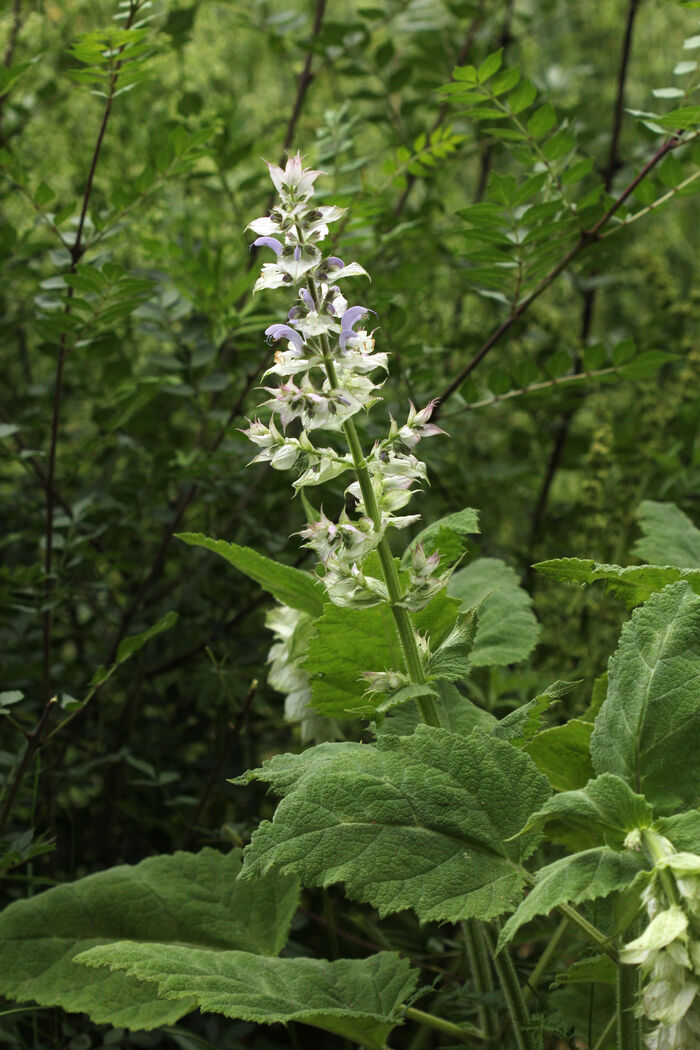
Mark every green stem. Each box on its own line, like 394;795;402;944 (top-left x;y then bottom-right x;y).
403;1007;484;1043
308;279;440;727
641;828;680;907
592;1012;617;1050
482;925;535;1050
462;920;499;1044
617;956;641;1050
523;917;568;1003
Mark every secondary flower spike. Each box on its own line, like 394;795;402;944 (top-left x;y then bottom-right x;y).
244;152;444;610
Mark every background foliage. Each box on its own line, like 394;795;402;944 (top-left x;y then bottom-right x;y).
1;0;698;1047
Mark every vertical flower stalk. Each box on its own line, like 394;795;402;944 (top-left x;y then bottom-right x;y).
621;828;700;1049
244;154;446;727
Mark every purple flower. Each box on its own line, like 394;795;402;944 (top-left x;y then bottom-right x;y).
340;305;377;349
300;288;314;310
265;324;304;355
252;236;283;256
327;257;344;269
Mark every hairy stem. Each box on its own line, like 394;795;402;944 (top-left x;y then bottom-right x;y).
462;920;500;1043
617;956;641;1050
482;925;535;1050
403;1007;484;1043
308;280;441;727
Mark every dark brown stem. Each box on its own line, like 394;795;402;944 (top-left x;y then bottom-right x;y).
434;132;681;415
0;697;57;838
42;1;141;703
282;0;327;152
523;0;642;567
181;679;258;849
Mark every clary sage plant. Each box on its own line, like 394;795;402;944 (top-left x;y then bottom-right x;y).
1;153;700;1050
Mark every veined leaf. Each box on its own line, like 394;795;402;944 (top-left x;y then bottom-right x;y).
78;947;417;1050
404;506;480;565
492;680;579;746
551;954;617;987
634;501;700;569
239;726;551;924
379;680;496;738
591;582;700;812
524;719;594;791
448;557;540;666
0;849;299;1030
523;773;653;850
498;848;648;950
533;556;700;607
176;533;323;617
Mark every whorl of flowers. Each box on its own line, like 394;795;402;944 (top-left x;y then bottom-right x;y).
243;153;445;609
623;829;700;1049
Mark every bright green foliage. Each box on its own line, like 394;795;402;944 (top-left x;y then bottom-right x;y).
493;680;580;746
448;557;540;665
0;849;299;1029
524;719;595;791
404;507;480;564
379;680;497;737
634;501;700;568
523;774;654;849
78;947;417;1050
176;533;324;617
240;726;551;923
591;582;700;812
533;557;700;607
498;848;649;950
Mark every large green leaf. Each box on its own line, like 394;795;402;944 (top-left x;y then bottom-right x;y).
448;557;540;666
498;848;648;950
239;726;551;923
78;947;417;1050
303;589;460;718
533;557;700;607
523;774;653;850
634;501;700;569
590;582;700;812
404;507;480;565
176;533;324;617
0;849;299;1030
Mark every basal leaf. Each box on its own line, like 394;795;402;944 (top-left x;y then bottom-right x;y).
498;848;648;950
240;726;551;924
448;558;540;666
533;556;700;607
78;947;416;1050
176;533;323;617
590;582;700;812
0;849;299;1030
633;501;700;569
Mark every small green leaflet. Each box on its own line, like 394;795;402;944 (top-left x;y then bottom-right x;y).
78;948;417;1050
379;680;496;738
523;774;653;850
524;719;594;792
426;609;477;681
533;556;700;607
448;558;540;666
498;848;648;950
0;849;299;1030
91;609;179;688
551;954;617;988
492;680;579;747
176;532;323;617
591;582;700;813
240;726;551;924
633;500;700;569
403;507;480;565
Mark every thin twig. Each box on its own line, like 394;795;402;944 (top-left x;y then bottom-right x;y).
0;697;57;838
434;130;683;414
181;679;258;848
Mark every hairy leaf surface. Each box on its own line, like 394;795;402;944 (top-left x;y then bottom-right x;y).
498;848;648;949
533;557;700;607
634;501;700;569
590;582;700;812
0;849;299;1030
524;774;653;849
448;558;540;665
78;947;417;1049
240;726;551;923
